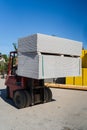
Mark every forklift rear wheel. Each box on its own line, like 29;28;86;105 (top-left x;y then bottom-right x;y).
45;87;52;102
46;87;52;102
13;90;27;109
44;87;48;102
24;90;32;107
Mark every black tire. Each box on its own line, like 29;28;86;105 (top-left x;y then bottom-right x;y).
44;87;49;102
24;90;32;107
13;90;27;109
44;87;52;102
6;86;10;99
46;87;52;102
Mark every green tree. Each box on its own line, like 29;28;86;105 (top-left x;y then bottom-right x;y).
0;54;8;75
2;54;8;62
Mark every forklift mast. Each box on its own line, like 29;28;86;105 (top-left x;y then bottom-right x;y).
7;51;17;75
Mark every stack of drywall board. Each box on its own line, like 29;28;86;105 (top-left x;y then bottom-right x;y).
18;33;82;56
18;33;82;79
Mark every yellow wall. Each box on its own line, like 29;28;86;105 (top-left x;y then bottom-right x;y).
66;50;87;86
66;77;74;85
83;68;87;86
66;68;87;86
74;76;82;86
81;50;87;68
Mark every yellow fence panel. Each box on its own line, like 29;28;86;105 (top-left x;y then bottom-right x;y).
81;50;87;68
83;68;87;86
66;77;74;85
75;76;82;86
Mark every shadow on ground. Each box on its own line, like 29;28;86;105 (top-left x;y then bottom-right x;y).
0;88;56;108
0;88;15;108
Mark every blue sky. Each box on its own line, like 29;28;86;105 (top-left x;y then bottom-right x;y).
0;0;87;54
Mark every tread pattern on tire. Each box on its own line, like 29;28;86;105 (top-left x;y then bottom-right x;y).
24;90;32;107
44;87;52;102
46;87;52;102
13;90;27;109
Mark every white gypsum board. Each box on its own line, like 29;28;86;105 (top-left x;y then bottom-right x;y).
40;55;81;79
18;33;82;56
18;53;81;79
37;33;82;56
18;52;39;79
18;34;37;53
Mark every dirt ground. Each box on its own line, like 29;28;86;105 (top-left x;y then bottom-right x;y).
0;79;87;130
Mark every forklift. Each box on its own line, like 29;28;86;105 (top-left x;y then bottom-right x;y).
5;51;52;109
